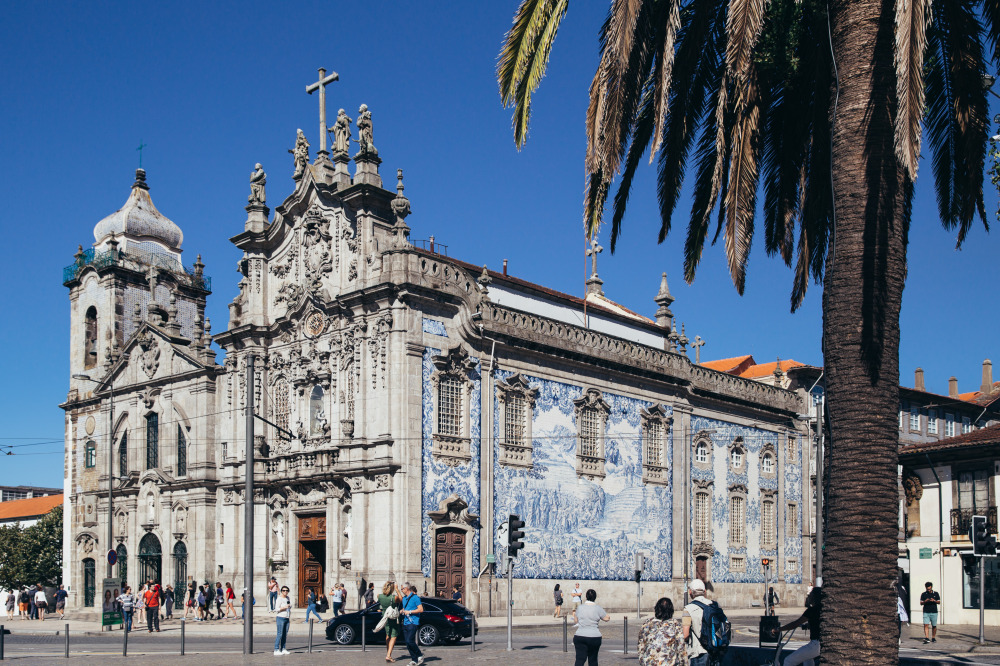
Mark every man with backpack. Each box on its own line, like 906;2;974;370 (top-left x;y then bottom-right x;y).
682;579;731;666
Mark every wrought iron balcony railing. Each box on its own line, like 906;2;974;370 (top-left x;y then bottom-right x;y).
950;506;998;536
63;247;211;292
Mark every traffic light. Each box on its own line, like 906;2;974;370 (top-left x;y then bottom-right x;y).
507;514;525;558
971;515;997;556
761;558;770;568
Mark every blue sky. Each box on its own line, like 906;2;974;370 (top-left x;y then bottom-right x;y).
1;2;997;487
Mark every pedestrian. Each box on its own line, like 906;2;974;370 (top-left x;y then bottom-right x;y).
184;582;196;619
767;587;780;616
273;585;292;655
772;586;821;666
400;583;425;665
332;583;345;617
638;597;685;666
197;585;207;621
18;587;29;619
268;577;279;613
553;584;564;618
54;584;68;619
144;583;161;632
920;581;940;644
304;587;324;623
452;585;463;605
135;584;146;624
204;580;215;620
894;581;909;646
5;589;14;620
682;579;712;666
378;581;403;663
164;585;174;619
571;583;583;610
225;582;237;618
117;587;136;632
34;586;48;622
571;588;610;666
28;585;36;620
364;582;376;606
215;582;225;620
317;590;329;614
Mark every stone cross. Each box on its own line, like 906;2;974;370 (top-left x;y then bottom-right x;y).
692;335;705;364
585;237;603;279
306;67;339;153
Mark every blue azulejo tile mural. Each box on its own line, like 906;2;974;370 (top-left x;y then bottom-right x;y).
420;347;481;576
690;416;801;584
421;318;448;337
492;370;673;581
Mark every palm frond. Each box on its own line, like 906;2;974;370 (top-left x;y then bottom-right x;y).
893;0;931;180
724;0;767;89
979;0;1000;66
611;83;657;249
722;73;762;294
584;168;611;238
649;0;683;161
498;0;570;149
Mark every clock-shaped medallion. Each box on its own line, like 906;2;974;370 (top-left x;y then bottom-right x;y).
304;312;326;338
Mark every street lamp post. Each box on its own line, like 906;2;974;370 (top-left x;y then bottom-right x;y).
73;374;115;581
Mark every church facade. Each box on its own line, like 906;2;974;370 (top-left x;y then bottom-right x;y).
61;103;813;613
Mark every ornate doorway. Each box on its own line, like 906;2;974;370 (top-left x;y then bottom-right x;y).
83;558;96;607
173;541;187;595
138;533;162;584
695;556;709;583
297;514;326;608
434;527;466;599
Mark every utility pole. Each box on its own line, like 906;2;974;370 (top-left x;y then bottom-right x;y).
243;355;255;655
506;557;513;651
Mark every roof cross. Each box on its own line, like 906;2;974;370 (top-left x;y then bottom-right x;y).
585;237;603;279
136;140;148;168
691;335;705;364
306;67;339;153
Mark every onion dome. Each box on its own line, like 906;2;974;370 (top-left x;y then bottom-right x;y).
93;169;183;250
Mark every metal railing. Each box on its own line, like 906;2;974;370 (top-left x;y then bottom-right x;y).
63;248;211;292
951;506;998;536
411;238;449;256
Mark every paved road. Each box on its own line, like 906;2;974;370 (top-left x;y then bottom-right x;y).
2;624;999;665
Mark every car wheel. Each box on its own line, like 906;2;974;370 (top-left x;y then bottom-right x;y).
334;623;355;645
418;624;440;646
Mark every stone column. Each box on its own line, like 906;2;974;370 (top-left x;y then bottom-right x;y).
671;404;693;585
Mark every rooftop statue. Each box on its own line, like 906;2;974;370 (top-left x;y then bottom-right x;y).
355;104;377;156
331;108;352;154
248;163;266;205
289;129;310;179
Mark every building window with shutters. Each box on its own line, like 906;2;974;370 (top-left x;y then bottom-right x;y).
146;413;159;469
573;388;611;481
429;346;475;466
640;404;671;485
928;410;938;435
497;373;538;469
177;425;187;477
787;502;799;537
761;494;777;549
85;441;96;468
693;486;713;546
946;413;955;437
729;492;747;546
910;407;921;432
962;416;973;434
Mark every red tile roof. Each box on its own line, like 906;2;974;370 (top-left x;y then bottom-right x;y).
899;423;1000;456
701;355;756;374
739;359;806;379
0;494;63;522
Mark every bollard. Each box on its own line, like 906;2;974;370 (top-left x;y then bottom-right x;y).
1;623;4;661
308;619;314;653
180;618;185;655
470;612;475;652
563;615;568;652
623;616;628;655
65;623;69;658
361;613;366;652
123;620;128;656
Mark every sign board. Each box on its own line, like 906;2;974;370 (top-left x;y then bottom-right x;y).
107;549;117;566
486;553;496;563
919;548;933;560
101;578;123;627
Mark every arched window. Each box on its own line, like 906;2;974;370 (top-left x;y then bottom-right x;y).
82;558;96;607
730;448;743;470
118;432;128;478
172;541;187;596
761;451;775;475
145;413;159;469
176;425;187;477
84;307;98;369
274;380;290;434
309;385;325;436
85;441;96;468
695;441;710;464
116;543;128;587
138;533;162;584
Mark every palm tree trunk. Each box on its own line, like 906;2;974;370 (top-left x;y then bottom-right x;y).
822;0;908;663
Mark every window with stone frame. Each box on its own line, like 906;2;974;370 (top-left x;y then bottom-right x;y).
928;409;938;435
497;373;539;469
273;379;290;435
945;413;955;437
573;388;611;480
85;441;96;468
693;485;713;545
693;432;713;469
786;435;798;461
910;406;921;432
145;413;159;469
430;346;476;466
640;404;671;485
118;432;128;478
730;555;746;573
787;502;799;537
729;488;747;546
176;425;187;477
729;437;746;474
761;493;777;549
760;443;777;478
84;306;98;370
962;415;973;434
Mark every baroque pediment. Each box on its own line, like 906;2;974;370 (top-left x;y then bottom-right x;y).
101;322;215;390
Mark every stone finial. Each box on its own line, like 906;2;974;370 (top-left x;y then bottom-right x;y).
132;303;143;329
477;265;492;301
194;254;205;277
773;356;785;382
166;293;181;335
75;245;86;263
678;323;689;353
667;327;679;353
391;168;412;246
133;168;149;191
107;234;120;257
654;272;675;329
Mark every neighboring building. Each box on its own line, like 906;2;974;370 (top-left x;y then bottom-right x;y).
60;110;813;614
0;494;63;528
0;485;61;502
899;424;1000;625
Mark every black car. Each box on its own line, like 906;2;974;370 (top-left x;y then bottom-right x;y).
325;596;477;646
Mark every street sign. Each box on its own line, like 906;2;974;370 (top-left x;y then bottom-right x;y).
487;553;496;563
919;548;933;559
107;549;117;566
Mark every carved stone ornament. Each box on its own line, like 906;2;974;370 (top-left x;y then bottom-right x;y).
692;541;714;557
301;205;333;297
77;533;97;555
903;470;923;505
140;387;160;409
135;330;161;377
427;494;479;527
304;311;326;338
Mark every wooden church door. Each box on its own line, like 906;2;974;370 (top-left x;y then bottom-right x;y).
434;527;466;599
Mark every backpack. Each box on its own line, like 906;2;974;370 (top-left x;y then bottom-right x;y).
692;599;731;656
